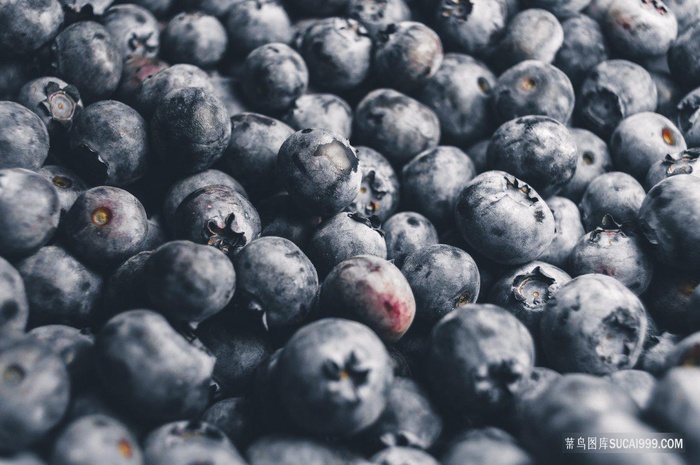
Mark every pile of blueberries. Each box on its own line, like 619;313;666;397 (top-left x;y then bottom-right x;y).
2;0;700;463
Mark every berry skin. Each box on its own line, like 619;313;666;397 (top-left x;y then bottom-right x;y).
233;237;318;330
455;171;556;266
0;101;50;171
0;257;29;335
320;255;416;342
150;87;231;175
174;185;261;258
579;172;645;232
96;310;215;422
277;128;361;217
63;186;149;270
136;64;214;118
540;274;648;375
161;12;228;68
383;212;439;268
275;318;394;437
0;0;64;57
427;304;535;416
146;241;236;324
101;4;159;60
0;168;60;259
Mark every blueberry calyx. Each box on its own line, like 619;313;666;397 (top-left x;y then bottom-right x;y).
322;351;371;401
504;176;539;203
347;212;384;236
440;0;474;20
40;82;80;129
512;266;557;308
664;149;699;176
3;364;25;386
474;359;524;401
589;214;635;243
206;213;246;254
127;32;158;56
680;344;700;367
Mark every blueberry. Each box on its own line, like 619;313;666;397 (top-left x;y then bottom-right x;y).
427;304;535;416
257;193;321;250
435;0;508;57
509;366;561;430
28;324;93;386
240;43;308;114
298;18;372;92
0;0;63;57
277;128;360;217
401;146;476;231
521;0;591;18
610;112;686;182
136;64;214;118
16;77;83;145
441;428;533;465
201;397;260;449
225;0;293;58
488;116;578;198
540;274;648;374
276;318;393;436
0;257;29;334
358;377;442;451
162;13;228;68
144;421;246;465
663;331;700;371
558;128;613;203
307;212;387;278
17;245;103;328
554;14;609;88
643;265;700;334
349;146;399;222
455;171;556;265
373;22;443;92
604;0;678;58
151;87;231;175
647;368;700;462
116;56;168;108
101;4;159;60
346;0;412;36
223;113;294;201
0;168;60;259
51;415;143;465
383;212;438;268
63;186;148;269
585;0;616;21
578;59;657;138
652;71;684;121
677;86;700;148
50;22;123;103
370;447;439;465
570;215;654;295
491;8;564;71
519;373;640;462
233;236;318;330
488;261;571;341
162;169;247;233
320;255;415;342
196;311;274;397
579;172;645;231
639;175;700;270
247;435;367;465
401;244;480;330
174;185;261;258
0;101;50;171
492;60;575;125
539;196;585;269
0;337;70;452
282;93;353;140
146;240;235;323
69;100;150;187
96;310;215;422
605;369;656;410
354;89;440;166
417;53;495;145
